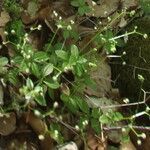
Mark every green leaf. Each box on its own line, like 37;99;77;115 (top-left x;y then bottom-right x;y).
43;63;54;77
99;115;110;124
78;0;85;5
140;0;150;14
13;56;23;65
55;50;68;60
91;118;101;134
71;45;79;58
31;63;41;77
71;1;79;7
34;95;46;106
61;94;78;113
7;69;19;86
26;78;34;90
82;5;91;13
78;7;85;16
44;81;60;89
63;30;70;39
113;112;124;121
69;45;79;64
0;57;8;67
74;64;84;77
75;96;89;113
33;51;49;62
92;108;101;118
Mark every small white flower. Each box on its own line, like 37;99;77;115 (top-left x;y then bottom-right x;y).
67;25;72;30
11;29;15;34
84;120;88;125
122;61;126;65
26;55;31;59
101;37;106;42
92;1;96;6
143;34;148;39
38;134;45;140
2;41;7;45
59;115;63;120
40;92;43;96
104;11;108;15
25;37;30;42
57;24;63;29
4;31;8;35
59;16;62;20
121;128;126;133
10;60;14;63
123;98;130;103
17;44;20;49
75;125;80;131
89;62;97;67
130;10;135;16
94;26;97;30
37;24;42;30
52;76;57;81
134;26;138;30
34;110;41;117
137;139;142;145
122;51;126;55
141;133;146;139
146;106;150;112
138;74;144;82
93;48;97;51
25;94;31;100
25;33;28;37
54;130;59;135
107;17;111;22
70;20;74;24
25;68;30;73
53;10;58;17
99;21;102;25
53;101;59;108
30;27;34;31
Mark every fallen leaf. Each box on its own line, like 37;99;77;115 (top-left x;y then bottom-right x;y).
84;56;112;98
0;10;10;27
121;0;139;10
86;0;119;18
0;112;16;136
24;112;54;150
87;130;107;150
120;140;136;150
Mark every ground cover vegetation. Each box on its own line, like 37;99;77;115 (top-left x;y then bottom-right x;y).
0;0;150;149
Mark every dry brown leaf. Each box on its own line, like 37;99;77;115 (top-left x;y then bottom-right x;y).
118;17;127;28
24;112;54;150
87;130;107;150
120;141;136;150
84;56;111;98
86;0;119;18
0;11;10;41
121;0;139;10
0;10;10;27
0;112;16;136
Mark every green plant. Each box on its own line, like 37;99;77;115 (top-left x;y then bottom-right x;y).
1;2;150;147
4;0;22;18
71;0;91;16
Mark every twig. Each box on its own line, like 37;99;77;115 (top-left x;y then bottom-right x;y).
103;126;150;131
